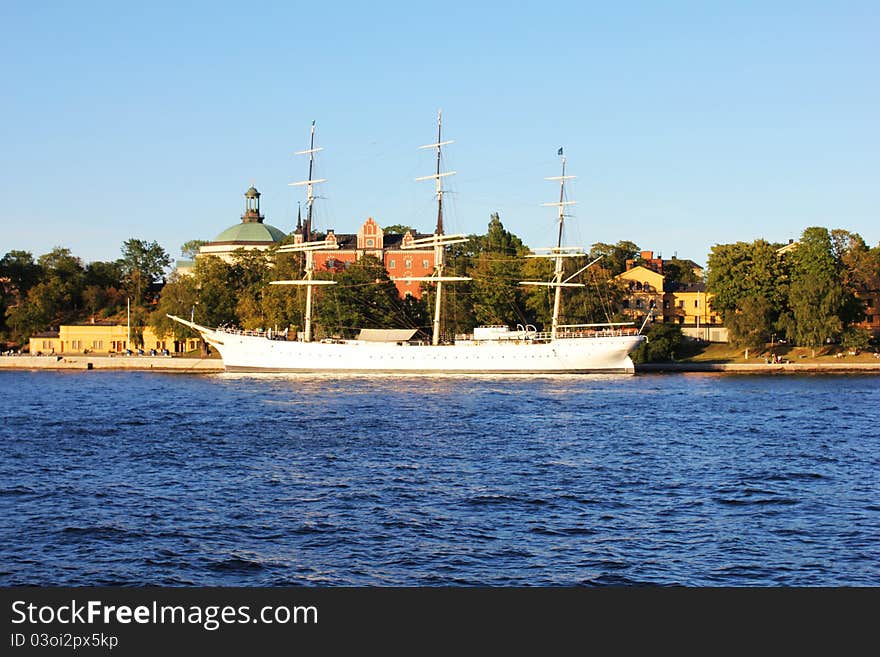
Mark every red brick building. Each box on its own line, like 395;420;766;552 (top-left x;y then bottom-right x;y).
306;217;436;299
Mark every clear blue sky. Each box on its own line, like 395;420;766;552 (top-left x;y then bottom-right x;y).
2;1;877;268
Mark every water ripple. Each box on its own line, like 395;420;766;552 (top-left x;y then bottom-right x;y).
0;370;878;586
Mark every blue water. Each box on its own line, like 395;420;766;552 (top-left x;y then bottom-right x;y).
0;370;877;586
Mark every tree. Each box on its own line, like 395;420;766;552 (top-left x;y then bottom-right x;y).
381;224;414;236
706;239;788;344
180;239;209;260
589;241;640;276
830;229;880;325
840;326;871;352
229;248;272;329
784;227;853;351
522;246;628;330
6;283;62;343
149;272;200;342
1;250;42;341
469;213;530;327
190;255;240;328
260;248;307;333
567;261;629;324
315;255;421;339
0;250;41;301
724;296;775;349
119;239;171;304
85;260;123;289
631;323;683;363
82;260;125;320
662;259;701;284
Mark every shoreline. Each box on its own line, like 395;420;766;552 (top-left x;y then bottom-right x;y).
0;355;224;373
635;361;880;373
2;355;879;374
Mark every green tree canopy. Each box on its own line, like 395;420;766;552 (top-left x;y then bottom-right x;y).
781;226;853;349
630;322;683;363
589;241;640;276
149;272;200;341
5;247;86;341
0;250;41;301
662;259;701;284
469;213;531;327
315;255;426;339
119;239;172;304
381;224;414;235
180;239;209;259
706;239;788;345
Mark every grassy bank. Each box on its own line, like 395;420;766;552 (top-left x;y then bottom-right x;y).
675;341;880;365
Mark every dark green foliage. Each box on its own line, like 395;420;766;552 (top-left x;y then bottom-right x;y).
840;326;871;352
724;296;775;349
707;240;787;345
630;322;683;363
180;239;209;259
119;238;172;305
470;213;530;327
525;250;627;329
785;227;851;348
381;224;414;235
589;241;640;276
662;259;701;284
315;255;425;339
0;250;41;340
149;272;200;341
5;248;87;342
0;250;41;300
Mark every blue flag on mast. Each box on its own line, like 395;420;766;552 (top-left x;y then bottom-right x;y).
557;147;563;156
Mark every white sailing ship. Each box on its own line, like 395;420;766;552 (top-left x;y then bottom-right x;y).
170;114;645;373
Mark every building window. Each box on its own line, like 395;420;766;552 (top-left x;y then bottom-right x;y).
678;317;684;324
868;315;875;324
678;300;684;308
694;299;699;308
422;259;429;269
389;259;396;268
622;300;630;309
663;300;669;309
636;299;643;309
405;258;412;269
93;340;103;349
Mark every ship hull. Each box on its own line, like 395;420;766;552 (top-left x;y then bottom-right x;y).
195;325;643;374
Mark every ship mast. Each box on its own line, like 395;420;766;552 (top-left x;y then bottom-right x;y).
399;110;470;346
290;120;327;242
271;122;337;343
520;151;585;340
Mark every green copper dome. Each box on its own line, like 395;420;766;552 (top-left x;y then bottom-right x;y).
213;222;287;243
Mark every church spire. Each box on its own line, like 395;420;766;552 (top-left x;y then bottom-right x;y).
296;201;303;233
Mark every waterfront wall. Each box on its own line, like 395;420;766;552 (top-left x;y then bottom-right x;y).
0;355;224;372
2;355;878;374
636;362;880;373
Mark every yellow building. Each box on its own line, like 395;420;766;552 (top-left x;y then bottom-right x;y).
616;260;726;341
29;323;200;355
